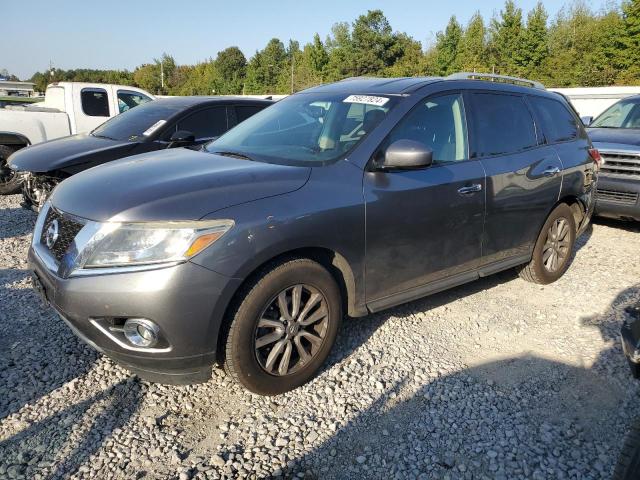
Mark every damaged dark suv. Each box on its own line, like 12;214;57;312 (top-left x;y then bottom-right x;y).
29;74;599;395
9;96;271;210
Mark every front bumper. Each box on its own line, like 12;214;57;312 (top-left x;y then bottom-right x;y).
29;246;241;384
595;175;640;221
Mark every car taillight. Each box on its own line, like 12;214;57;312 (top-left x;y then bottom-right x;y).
589;148;602;171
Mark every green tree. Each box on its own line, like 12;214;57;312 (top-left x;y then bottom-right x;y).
458;12;488;72
213;47;247;94
619;0;640;81
434;16;463;75
244;38;287;94
489;0;524;74
520;3;549;77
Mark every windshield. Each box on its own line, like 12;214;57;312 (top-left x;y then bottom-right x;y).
591;98;640;129
206;93;396;165
91;101;182;141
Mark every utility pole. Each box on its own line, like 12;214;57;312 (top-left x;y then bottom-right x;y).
160;61;165;92
290;54;294;94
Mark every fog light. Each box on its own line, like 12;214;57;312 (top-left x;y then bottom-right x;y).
123;319;159;347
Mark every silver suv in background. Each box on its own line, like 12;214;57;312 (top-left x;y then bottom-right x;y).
584;95;640;221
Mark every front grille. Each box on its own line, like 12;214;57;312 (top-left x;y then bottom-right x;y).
39;207;85;262
600;152;640;178
597;189;639;205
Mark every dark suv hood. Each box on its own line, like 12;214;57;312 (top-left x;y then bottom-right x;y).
50;148;311;222
587;127;640;147
8;134;136;173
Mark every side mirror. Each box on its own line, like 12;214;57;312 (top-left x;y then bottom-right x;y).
379;139;433;170
581;116;593;126
168;130;196;146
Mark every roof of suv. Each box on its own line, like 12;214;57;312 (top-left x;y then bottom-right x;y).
302;77;442;95
301;75;564;100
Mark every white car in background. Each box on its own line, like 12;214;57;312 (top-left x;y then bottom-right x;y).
0;82;154;194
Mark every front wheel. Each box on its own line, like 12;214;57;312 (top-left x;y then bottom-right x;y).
224;258;342;395
518;203;576;284
0;145;22;195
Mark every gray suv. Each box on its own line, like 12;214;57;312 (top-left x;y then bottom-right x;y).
29;74;599;394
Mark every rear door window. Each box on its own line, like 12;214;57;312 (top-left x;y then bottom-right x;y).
235;105;265;123
81;88;110;117
176;107;228;140
529;96;578;143
470;93;537;157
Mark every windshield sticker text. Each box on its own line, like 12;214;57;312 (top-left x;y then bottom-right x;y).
343;95;389;107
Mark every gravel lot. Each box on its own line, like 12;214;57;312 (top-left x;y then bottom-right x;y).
1;192;640;480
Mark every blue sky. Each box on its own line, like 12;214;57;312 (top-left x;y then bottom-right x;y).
5;0;613;80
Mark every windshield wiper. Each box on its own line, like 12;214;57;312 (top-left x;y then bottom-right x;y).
91;133;116;140
212;150;254;161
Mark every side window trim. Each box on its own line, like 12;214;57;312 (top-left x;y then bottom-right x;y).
522;95;545;146
369;89;471;169
80;87;110;117
468;90;540;159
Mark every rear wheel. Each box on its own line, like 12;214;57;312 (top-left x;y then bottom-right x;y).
0;145;22;195
224;258;342;395
518;203;576;284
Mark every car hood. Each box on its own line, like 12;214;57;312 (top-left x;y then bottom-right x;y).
8;134;136;173
587;128;640;147
50;148;312;222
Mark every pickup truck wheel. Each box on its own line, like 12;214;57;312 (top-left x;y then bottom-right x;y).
518;203;576;284
223;258;342;395
0;145;22;195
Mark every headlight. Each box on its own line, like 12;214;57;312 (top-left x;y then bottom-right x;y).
78;219;234;269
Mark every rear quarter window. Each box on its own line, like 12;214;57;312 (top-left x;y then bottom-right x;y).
81;88;110;117
470;93;537;157
529;96;578;143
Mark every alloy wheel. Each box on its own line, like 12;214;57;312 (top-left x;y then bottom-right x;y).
254;284;329;376
542;217;571;272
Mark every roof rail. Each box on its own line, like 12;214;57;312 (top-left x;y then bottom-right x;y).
447;72;545;90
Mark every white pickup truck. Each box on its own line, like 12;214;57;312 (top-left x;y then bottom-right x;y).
0;82;154;194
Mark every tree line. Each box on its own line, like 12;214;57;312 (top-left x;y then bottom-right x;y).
20;0;640;95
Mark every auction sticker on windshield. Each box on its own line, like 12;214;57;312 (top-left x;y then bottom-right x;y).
343;95;389;106
143;120;167;137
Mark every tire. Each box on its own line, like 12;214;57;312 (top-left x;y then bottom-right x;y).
518;203;576;284
224;258;342;395
0;145;22;195
614;418;640;480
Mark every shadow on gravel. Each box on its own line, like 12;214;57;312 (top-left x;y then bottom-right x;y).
289;285;640;479
0;268;98;421
574;223;593;253
0;377;143;479
0;207;37;239
323;268;520;376
592;217;640;233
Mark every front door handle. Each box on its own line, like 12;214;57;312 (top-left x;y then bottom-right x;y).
457;184;483;195
543;166;561;177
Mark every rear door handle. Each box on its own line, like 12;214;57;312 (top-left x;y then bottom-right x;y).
543;166;561;177
457;184;482;195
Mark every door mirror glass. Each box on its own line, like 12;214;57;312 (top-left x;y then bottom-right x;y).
169;130;196;145
581;116;593;126
381;140;433;170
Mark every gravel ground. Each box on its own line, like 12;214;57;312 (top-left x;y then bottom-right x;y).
1;192;640;480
